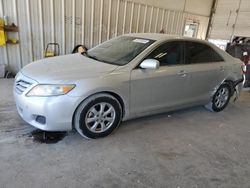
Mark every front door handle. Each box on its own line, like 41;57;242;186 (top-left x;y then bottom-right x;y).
178;70;188;77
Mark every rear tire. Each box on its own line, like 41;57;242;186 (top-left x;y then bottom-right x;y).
74;93;122;139
205;84;231;112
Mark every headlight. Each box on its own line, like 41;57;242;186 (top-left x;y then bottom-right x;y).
27;84;75;97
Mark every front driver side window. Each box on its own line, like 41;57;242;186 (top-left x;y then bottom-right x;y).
146;41;184;66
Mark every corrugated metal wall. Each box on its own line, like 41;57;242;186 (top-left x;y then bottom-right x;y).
209;0;250;40
0;0;209;73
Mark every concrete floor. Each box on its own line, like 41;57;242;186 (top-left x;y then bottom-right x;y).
0;78;250;188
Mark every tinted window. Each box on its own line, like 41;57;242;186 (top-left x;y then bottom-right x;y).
146;41;184;66
186;42;224;64
87;36;155;66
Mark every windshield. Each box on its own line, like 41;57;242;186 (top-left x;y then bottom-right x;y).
86;36;155;66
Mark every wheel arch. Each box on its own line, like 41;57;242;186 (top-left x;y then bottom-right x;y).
104;91;125;117
210;78;236;99
72;91;126;129
223;79;235;96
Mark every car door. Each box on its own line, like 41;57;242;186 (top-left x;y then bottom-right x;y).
184;41;227;102
130;41;192;116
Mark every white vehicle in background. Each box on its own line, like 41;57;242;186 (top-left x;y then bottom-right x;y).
14;33;243;139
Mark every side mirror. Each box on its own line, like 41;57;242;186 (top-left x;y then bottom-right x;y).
140;59;160;70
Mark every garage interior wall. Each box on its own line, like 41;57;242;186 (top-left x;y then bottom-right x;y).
0;0;212;73
209;0;250;40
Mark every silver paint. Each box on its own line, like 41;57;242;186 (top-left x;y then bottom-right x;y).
14;34;243;131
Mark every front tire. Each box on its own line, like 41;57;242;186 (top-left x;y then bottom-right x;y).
205;84;231;112
74;93;122;139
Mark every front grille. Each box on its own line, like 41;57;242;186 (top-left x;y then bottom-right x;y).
15;79;32;94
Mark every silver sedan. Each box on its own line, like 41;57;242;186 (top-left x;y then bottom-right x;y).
14;33;243;138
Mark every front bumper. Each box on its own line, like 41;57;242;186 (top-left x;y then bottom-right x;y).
14;91;80;131
14;73;81;131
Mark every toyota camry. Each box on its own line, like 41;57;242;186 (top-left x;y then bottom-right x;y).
14;33;243;139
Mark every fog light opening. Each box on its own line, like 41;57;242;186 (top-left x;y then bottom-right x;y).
35;115;46;124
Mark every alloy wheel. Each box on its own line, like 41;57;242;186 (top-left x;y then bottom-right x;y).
214;87;229;108
85;102;116;133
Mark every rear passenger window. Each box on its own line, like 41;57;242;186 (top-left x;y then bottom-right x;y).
186;42;224;64
146;41;184;66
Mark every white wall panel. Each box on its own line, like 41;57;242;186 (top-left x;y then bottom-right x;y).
0;0;210;73
234;0;250;38
185;0;213;16
209;0;250;40
127;0;213;16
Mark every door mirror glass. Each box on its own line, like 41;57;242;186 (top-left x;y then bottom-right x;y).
140;59;160;70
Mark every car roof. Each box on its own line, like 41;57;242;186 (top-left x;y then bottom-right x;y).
124;33;207;43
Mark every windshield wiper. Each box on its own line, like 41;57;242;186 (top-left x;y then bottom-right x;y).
85;52;99;61
86;52;113;65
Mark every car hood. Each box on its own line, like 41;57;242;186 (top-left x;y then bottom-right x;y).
21;54;118;83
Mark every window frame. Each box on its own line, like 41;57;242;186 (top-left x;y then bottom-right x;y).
134;40;186;69
184;41;225;65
